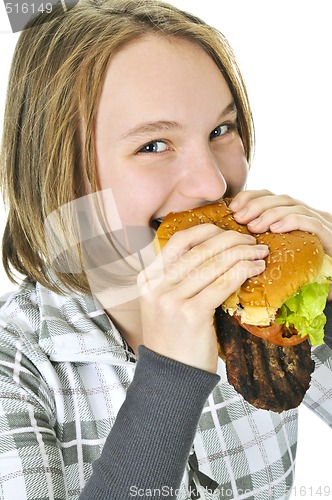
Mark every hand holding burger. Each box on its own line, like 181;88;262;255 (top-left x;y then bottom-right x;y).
138;218;268;375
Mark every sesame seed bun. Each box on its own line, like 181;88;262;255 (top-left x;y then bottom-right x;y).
155;198;325;325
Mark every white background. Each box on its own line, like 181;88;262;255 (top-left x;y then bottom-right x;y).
1;1;331;498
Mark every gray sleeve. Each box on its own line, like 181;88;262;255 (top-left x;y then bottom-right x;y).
80;345;220;499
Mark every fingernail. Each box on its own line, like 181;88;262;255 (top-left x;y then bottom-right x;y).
235;208;248;218
244;234;257;242
248;217;262;228
256;244;269;251
270;221;283;230
229;200;239;211
254;259;266;266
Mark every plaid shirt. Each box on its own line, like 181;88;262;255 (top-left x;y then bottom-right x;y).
0;280;332;500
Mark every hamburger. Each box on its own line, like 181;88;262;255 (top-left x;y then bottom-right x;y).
154;198;332;412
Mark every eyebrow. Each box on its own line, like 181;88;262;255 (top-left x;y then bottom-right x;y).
218;100;237;120
120;120;181;140
120;100;237;140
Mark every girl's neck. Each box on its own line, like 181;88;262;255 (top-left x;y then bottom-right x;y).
105;298;142;356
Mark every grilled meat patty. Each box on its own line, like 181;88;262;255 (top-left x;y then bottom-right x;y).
215;307;315;412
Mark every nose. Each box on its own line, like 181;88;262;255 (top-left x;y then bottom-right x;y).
178;146;227;204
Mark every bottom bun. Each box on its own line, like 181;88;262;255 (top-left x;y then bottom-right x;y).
215;307;314;412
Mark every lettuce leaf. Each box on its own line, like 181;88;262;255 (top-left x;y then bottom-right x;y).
275;281;330;346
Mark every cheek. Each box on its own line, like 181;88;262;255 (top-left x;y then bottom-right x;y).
98;166;172;227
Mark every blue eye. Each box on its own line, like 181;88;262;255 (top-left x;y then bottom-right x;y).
139;141;168;153
209;124;229;140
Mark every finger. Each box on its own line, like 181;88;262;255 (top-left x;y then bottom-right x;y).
193;258;266;312
140;224;224;282
168;243;269;296
164;230;259;280
269;213;332;256
246;205;315;232
157;223;225;264
231;193;305;224
246;204;332;235
228;189;274;212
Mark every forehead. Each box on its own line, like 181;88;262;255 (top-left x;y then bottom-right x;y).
104;34;229;92
96;35;233;132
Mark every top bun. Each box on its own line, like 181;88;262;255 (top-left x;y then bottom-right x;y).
155;199;325;324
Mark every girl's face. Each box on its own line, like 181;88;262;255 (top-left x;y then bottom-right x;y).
95;35;248;231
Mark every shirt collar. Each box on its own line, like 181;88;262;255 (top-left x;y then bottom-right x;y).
36;282;137;365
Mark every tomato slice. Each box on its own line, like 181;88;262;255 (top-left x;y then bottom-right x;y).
234;315;308;346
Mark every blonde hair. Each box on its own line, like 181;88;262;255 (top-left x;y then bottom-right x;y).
1;0;254;294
